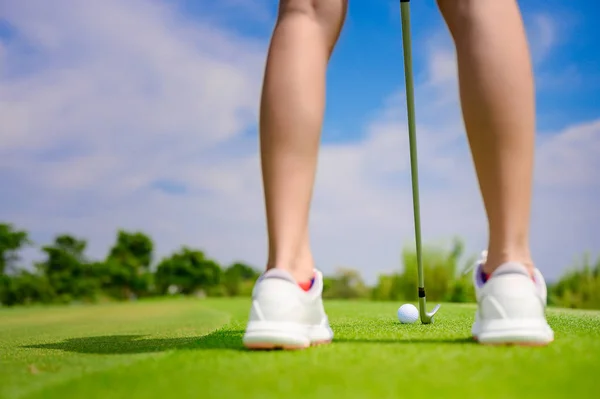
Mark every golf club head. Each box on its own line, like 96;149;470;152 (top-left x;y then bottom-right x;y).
418;297;441;324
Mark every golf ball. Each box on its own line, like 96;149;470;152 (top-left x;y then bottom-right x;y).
397;304;419;324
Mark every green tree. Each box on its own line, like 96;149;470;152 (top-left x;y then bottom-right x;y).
322;268;369;299
108;231;153;269
0;223;30;275
550;253;600;309
222;262;260;296
371;273;404;301
154;248;221;295
1;272;55;306
102;230;154;299
399;238;465;302
37;234;98;303
370;238;476;303
446;273;475;303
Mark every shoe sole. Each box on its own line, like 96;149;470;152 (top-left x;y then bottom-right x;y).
473;320;554;346
243;321;333;350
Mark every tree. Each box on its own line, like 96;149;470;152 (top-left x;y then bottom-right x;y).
222;262;260;296
550;253;600;309
1;272;55;306
399;238;465;302
371;273;404;301
154;247;221;295
108;231;153;269
0;223;30;275
370;238;476;303
322;268;369;299
37;234;98;303
102;230;154;299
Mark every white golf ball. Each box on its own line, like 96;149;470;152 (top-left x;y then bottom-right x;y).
397;304;419;324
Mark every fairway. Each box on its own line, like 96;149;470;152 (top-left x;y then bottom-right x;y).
1;298;599;399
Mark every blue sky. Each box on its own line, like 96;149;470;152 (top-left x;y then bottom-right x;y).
183;0;600;138
1;0;599;284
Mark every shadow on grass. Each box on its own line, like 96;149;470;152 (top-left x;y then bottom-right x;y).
23;329;247;354
23;330;474;355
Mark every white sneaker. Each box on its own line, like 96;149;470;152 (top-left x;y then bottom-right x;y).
471;251;554;346
242;268;334;350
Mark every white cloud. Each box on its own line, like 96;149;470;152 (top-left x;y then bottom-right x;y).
1;2;598;286
0;0;264;153
528;14;556;63
427;48;456;87
536;120;600;188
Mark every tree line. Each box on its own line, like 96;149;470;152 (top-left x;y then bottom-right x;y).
1;222;599;309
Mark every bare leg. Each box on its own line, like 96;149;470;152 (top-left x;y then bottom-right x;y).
438;0;536;274
260;0;347;282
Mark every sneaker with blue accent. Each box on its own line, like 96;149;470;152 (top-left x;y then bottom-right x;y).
243;268;333;350
471;251;554;346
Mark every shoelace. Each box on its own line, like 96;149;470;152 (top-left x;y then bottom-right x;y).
462;250;488;277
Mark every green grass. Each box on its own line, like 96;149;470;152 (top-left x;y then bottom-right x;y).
1;298;599;399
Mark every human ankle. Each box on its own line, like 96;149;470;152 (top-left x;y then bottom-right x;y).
483;249;534;276
267;259;315;283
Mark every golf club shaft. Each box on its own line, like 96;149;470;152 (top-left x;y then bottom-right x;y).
400;0;425;294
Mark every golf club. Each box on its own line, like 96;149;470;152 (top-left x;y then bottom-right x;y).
399;0;441;324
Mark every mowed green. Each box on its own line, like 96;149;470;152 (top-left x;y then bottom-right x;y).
1;298;599;399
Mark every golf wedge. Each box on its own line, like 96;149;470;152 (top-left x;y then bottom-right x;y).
399;0;441;324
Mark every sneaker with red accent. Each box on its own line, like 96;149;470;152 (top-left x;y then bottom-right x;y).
242;268;333;350
471;251;554;346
